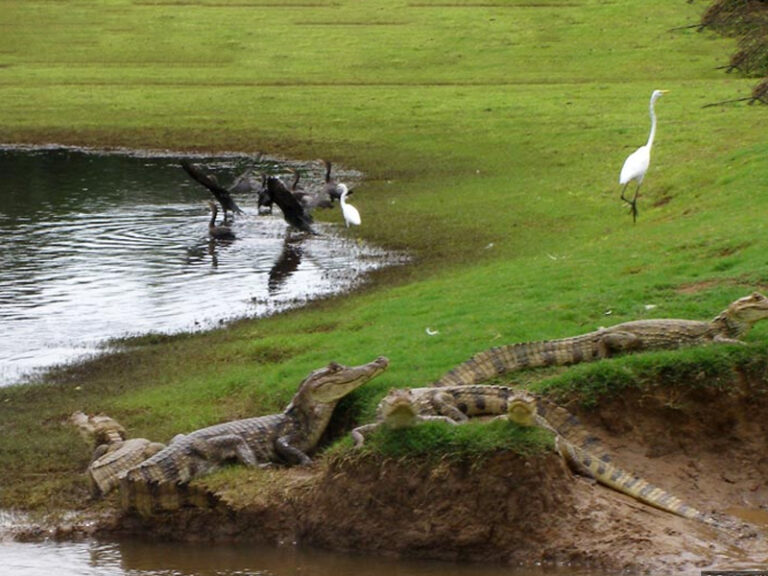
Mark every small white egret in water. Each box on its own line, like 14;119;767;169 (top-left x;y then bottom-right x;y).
619;89;668;223
337;184;361;228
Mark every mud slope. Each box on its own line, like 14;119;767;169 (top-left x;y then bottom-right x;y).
113;373;768;575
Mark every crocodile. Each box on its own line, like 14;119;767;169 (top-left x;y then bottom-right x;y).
70;412;166;496
124;356;389;486
436;292;768;387
506;395;714;524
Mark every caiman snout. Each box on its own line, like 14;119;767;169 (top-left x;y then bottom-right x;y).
309;356;390;402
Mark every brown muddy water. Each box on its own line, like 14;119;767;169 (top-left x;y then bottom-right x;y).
0;538;611;576
0;146;402;386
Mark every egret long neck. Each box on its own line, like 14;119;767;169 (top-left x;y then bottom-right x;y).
646;98;658;149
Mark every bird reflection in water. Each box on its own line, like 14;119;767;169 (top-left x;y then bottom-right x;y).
268;236;304;294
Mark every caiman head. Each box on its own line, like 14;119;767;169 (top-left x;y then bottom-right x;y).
506;394;539;428
289;356;390;408
716;291;768;336
376;388;420;429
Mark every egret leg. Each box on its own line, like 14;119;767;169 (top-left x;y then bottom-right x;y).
620;183;640;223
629;182;642;223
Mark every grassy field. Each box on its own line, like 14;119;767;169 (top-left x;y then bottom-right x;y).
0;0;767;509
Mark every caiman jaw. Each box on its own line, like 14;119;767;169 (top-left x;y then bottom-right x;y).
307;356;390;403
377;388;418;428
507;397;537;427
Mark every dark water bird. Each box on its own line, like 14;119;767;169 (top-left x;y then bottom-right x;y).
256;173;274;214
322;159;352;204
228;170;259;195
289;167;334;211
207;200;236;240
265;175;316;234
181;160;244;223
289;167;301;192
618;89;668;223
228;152;264;195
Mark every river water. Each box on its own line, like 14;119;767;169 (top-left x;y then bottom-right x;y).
0;537;604;576
0;146;398;386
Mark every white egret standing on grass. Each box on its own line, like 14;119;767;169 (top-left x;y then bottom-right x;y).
338;184;361;228
619;89;668;223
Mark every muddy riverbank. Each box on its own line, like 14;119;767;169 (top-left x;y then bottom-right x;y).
54;365;766;575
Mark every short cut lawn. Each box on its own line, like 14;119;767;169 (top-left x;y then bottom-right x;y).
0;0;767;509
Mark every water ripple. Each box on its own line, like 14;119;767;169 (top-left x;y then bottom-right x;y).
0;147;402;386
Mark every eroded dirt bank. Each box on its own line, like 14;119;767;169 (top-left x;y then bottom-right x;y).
101;370;768;575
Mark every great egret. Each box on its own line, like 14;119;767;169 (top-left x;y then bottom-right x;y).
338;184;361;228
181;160;244;223
619;89;668;222
207;201;236;240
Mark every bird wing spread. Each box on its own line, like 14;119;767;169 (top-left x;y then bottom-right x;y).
181;160;244;214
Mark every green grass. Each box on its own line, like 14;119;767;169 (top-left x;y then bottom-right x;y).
532;342;768;407
1;0;767;509
343;418;554;461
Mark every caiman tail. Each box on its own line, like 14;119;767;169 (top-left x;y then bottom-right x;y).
507;396;714;524
555;438;714;524
435;334;604;387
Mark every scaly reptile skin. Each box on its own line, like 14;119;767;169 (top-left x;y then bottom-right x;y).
351;385;603;454
507;396;714;524
70;412;166;496
436;292;768;387
353;386;711;523
124;356;389;485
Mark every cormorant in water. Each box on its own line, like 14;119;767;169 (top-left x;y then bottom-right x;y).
289;167;334;211
181;160;244;223
264;175;316;234
207;200;236;240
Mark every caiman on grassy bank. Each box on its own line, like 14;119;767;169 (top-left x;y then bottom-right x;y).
352;384;715;524
436;292;768;387
117;357;388;512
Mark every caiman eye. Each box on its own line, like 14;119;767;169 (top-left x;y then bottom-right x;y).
327;362;342;372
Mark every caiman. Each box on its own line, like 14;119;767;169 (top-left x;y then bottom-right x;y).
124;356;389;486
436;292;768;387
351;387;460;445
351;384;603;454
506;395;715;525
70;412;166;496
352;385;712;524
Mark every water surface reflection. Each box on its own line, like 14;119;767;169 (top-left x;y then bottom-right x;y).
0;538;608;576
0;147;397;386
